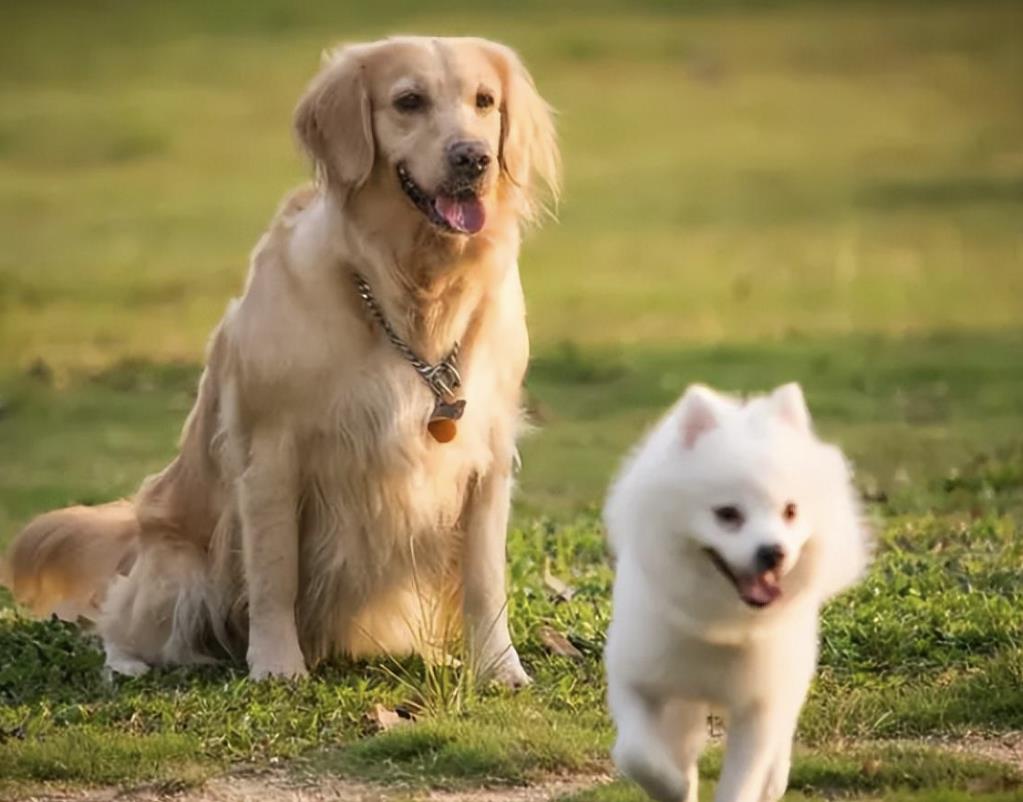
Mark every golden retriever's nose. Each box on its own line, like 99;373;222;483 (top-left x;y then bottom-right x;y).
447;140;491;180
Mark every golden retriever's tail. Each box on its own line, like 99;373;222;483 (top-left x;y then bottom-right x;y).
1;501;139;621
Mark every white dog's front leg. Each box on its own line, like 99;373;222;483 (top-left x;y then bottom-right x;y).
758;652;812;801
609;682;690;802
239;428;307;680
715;703;790;802
759;698;803;801
661;698;708;802
462;465;528;687
760;740;793;802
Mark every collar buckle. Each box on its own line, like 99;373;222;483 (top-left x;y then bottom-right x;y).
422;360;462;400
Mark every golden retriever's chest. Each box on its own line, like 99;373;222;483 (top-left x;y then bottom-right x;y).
297;362;498;549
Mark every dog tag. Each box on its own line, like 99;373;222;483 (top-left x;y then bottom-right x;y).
428;399;465;444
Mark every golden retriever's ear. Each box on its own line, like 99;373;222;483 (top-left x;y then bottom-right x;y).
294;45;375;192
482;42;561;221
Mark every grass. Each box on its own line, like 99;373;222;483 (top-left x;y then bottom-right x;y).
0;730;206;788
2;2;1022;371
324;697;606;785
560;743;1023;801
2;451;1022;797
2;0;1023;799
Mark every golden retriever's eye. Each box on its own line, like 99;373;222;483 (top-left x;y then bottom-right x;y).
394;92;427;113
475;91;495;111
713;505;745;529
783;501;798;523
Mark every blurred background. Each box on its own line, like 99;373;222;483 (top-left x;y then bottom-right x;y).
1;0;1021;530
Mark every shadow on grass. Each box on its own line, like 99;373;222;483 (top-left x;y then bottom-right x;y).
526;330;1023;426
312;697;608;788
858;175;1023;211
519;329;1023;517
0;729;207;788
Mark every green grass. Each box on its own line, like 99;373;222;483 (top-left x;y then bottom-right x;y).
0;730;206;788
520;331;1023;517
2;2;1021;371
2;452;1022;797
2;0;1022;799
560;744;1023;801
322;697;606;786
565;784;1023;802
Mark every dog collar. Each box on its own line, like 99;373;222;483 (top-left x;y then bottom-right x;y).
353;273;466;443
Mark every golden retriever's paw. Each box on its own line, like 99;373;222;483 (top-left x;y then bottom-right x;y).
486;650;532;689
103;643;151;679
247;624;309;680
248;658;309;681
247;642;309;681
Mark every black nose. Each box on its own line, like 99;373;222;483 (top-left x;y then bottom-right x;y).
447;140;491;178
754;544;785;573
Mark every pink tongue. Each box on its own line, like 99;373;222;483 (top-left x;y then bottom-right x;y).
737;572;782;607
435;195;486;234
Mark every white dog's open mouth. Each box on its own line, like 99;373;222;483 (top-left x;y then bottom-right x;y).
704;548;782;609
396;162;486;235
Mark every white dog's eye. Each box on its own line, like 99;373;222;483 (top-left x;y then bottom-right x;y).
783;501;798;523
476;91;495;111
713;505;745;529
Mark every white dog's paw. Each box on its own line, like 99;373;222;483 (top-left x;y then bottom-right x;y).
613;740;688;802
103;644;151;679
482;648;532;689
761;758;791;802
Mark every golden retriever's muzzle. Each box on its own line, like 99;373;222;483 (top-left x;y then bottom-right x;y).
396;140;492;236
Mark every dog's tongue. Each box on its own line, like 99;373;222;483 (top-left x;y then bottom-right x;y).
737;571;782;608
435;194;485;234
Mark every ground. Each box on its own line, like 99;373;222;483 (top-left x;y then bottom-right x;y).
2;1;1022;800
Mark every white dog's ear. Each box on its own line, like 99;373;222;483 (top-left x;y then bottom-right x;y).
294;44;375;193
770;383;811;431
678;385;723;448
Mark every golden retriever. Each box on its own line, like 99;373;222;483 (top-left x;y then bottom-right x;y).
2;36;559;685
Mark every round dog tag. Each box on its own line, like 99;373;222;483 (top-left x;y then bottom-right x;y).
428;417;458;443
427;398;465;444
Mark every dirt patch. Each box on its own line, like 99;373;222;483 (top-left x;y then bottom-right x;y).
19;734;1023;802
923;731;1023;770
24;772;614;802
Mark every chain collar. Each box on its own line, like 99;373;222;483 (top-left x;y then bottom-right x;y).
353;273;462;402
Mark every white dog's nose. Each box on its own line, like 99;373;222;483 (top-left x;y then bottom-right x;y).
754;543;785;572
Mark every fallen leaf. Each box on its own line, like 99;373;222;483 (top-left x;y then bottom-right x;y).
26;357;53;385
364;704;414;733
543;558;575;602
537;625;583;660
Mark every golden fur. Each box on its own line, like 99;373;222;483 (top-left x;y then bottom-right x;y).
2;37;559;683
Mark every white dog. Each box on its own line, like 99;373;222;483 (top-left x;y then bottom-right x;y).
603;383;870;802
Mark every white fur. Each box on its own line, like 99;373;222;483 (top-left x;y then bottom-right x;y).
604;383;870;802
